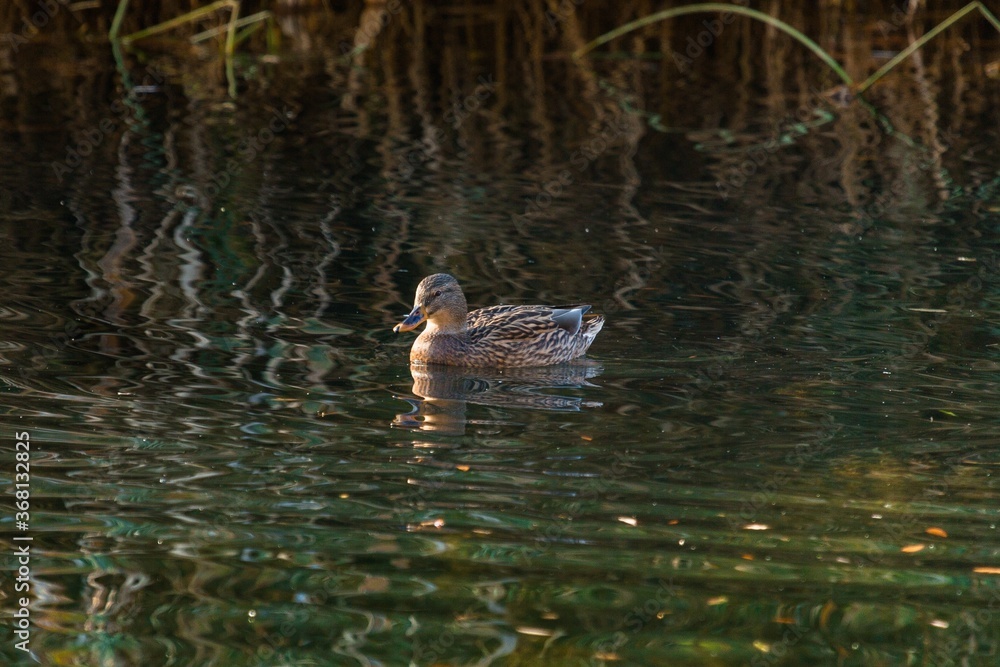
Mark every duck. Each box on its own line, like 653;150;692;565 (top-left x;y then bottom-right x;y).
393;273;604;367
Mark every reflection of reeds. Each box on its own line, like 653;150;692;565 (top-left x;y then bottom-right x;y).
3;0;998;396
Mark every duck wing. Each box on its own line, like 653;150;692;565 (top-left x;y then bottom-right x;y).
467;304;592;343
549;305;592;335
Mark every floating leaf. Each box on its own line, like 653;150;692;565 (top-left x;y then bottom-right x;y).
820;601;836;629
901;544;925;553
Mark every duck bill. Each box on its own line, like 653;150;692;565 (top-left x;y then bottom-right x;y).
393;304;427;333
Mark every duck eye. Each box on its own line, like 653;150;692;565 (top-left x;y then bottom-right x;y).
433;290;442;298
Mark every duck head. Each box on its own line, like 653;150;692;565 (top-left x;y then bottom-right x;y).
394;273;469;334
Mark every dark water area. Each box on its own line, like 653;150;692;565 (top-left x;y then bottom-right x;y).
2;1;1000;665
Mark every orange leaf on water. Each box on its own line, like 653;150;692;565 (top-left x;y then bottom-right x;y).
925;527;948;538
901;544;925;553
819;601;836;629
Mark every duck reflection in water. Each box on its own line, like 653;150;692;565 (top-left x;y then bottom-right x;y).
393;362;604;435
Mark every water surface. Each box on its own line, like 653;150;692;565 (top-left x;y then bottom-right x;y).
2;3;1000;665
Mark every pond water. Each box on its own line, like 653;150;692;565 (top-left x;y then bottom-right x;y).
2;3;1000;666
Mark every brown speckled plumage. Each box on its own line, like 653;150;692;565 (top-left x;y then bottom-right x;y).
393;274;604;367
